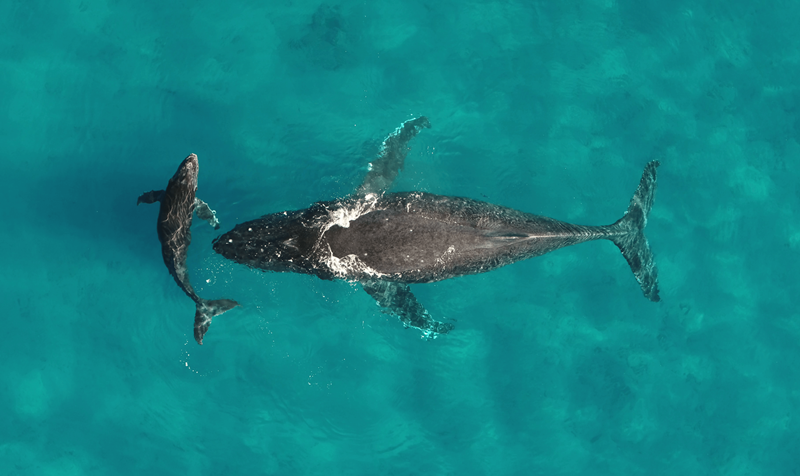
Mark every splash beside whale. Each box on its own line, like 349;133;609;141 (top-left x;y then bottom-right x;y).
138;153;239;344
211;118;661;339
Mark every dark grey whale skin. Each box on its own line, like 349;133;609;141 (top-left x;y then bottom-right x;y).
138;154;238;344
212;117;660;338
213;179;659;294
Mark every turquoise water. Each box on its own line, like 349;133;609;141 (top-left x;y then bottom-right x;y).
2;0;799;474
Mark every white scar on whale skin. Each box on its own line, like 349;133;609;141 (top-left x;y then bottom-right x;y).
327;193;380;229
324;245;387;280
315;193;389;279
314;193;383;252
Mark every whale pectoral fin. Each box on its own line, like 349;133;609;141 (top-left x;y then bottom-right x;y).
137;189;165;205
361;279;454;339
194;198;220;229
357;117;431;195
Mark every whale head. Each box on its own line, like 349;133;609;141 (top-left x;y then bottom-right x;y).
212;210;317;275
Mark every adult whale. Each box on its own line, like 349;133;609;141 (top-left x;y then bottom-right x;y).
138;153;239;344
213;117;660;339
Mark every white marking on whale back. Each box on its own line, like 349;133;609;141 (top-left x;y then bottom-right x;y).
323;245;386;279
314;194;388;279
316;193;383;239
327;193;379;229
435;245;456;265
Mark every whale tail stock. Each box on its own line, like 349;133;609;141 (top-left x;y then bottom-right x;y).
194;298;240;345
606;160;661;302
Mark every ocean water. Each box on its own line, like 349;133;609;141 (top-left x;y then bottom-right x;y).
2;0;799;474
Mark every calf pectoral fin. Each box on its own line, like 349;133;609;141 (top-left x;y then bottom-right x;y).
194;198;220;229
137;189;165;205
361;280;453;339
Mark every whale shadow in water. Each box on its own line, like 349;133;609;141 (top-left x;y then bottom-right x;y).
211;118;661;342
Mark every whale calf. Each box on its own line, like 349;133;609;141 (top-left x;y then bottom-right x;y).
138;153;239;344
212;118;660;339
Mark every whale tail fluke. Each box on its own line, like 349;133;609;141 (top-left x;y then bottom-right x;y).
608;161;660;302
194;298;240;345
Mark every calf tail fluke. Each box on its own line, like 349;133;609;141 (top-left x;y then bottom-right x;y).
609;161;660;302
194;298;240;345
